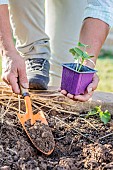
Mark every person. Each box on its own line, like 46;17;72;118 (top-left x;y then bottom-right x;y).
0;0;112;102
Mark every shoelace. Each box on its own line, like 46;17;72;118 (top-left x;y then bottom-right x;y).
26;59;47;71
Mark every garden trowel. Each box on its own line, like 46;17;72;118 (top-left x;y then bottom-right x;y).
17;86;55;155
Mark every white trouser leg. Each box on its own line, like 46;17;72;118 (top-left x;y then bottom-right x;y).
9;0;87;87
45;0;87;86
9;0;51;60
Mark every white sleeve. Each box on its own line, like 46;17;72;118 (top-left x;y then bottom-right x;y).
84;0;113;27
0;0;8;4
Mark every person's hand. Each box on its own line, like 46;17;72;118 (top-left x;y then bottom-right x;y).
61;73;99;102
1;51;29;94
0;5;28;94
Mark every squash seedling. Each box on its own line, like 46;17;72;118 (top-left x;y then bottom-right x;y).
86;106;111;124
61;42;97;95
69;42;94;72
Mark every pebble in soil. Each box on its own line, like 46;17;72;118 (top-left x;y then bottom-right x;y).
24;119;55;153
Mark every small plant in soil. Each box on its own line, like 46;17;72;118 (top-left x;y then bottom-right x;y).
86;105;111;124
61;42;97;95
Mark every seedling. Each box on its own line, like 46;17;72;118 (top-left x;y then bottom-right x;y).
86;106;111;124
61;42;97;95
69;42;94;72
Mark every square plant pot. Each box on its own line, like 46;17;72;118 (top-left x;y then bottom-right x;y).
61;63;97;95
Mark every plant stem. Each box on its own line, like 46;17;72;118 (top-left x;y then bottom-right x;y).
78;58;84;72
76;59;79;71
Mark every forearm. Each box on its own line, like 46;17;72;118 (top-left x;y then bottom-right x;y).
0;5;16;56
79;18;109;67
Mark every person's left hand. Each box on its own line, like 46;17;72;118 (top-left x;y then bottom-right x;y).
60;73;99;102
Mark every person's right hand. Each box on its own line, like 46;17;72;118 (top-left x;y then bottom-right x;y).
1;51;29;94
61;73;99;102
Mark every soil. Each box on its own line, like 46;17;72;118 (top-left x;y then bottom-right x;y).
24;120;55;154
0;86;113;170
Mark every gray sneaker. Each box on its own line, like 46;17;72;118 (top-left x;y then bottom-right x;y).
26;58;50;90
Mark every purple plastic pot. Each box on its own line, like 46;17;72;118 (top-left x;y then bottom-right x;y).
61;63;97;95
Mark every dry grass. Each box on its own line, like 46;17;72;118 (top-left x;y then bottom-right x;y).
0;82;80;118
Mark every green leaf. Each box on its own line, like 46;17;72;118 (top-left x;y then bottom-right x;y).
89;55;94;58
69;48;76;56
99;110;111;124
85;109;98;118
94;106;102;113
82;52;90;59
78;42;89;48
74;47;83;56
69;48;81;60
